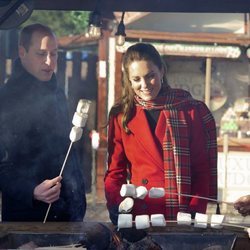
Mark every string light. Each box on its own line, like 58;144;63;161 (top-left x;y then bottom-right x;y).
88;9;102;38
115;11;126;46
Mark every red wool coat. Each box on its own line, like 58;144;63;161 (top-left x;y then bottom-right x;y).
104;100;217;220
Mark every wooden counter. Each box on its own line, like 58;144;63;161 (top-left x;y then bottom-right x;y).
217;137;250;152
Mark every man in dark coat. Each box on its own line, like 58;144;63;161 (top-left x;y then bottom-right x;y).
0;23;86;221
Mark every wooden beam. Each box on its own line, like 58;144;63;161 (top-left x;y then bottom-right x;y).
57;30;250;49
205;58;212;109
34;0;250;13
126;30;250;46
96;30;110;202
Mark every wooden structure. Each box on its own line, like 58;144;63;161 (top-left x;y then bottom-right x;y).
33;0;250;13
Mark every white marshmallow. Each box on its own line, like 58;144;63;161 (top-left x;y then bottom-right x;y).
119;197;134;213
76;99;91;114
135;215;150;229
72;112;88;127
69;126;83;142
210;214;225;229
120;184;136;197
118;214;133;229
151;214;166;227
135;186;148;199
194;213;208;228
91;130;100;149
148;187;165;198
177;212;192;225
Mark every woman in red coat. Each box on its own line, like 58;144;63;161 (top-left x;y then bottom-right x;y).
104;43;217;225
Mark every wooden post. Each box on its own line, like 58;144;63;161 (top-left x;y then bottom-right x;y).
96;30;110;202
222;133;229;213
205;57;212;109
114;48;123;101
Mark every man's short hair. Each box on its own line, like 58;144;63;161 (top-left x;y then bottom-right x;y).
19;23;56;51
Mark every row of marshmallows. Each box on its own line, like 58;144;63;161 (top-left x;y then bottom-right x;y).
118;212;225;230
69;99;91;142
118;184;225;230
118;184;164;229
120;184;164;199
119;184;167;214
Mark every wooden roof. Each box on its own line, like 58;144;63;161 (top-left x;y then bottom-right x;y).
34;0;250;13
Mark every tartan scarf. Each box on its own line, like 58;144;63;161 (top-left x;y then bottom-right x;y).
135;87;217;219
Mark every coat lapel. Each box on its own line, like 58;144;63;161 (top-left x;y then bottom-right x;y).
127;107;164;169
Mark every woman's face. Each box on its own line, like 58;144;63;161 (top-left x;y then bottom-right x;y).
128;60;163;101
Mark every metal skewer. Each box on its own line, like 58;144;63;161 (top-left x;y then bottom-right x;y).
43;142;73;223
164;191;234;206
122;219;248;232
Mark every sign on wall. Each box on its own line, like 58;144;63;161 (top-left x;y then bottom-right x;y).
218;152;250;202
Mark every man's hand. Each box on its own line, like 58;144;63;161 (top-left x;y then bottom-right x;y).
234;195;250;216
33;176;62;204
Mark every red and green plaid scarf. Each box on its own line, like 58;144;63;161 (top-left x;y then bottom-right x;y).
135;87;217;219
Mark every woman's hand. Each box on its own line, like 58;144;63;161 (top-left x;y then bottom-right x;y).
234;195;250;216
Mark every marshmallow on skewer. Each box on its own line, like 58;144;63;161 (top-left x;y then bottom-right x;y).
120;184;136;197
210;214;225;229
177;212;192;225
43;99;90;224
72;112;88;128
118;214;133;229
135;215;150;229
148;187;165;198
119;197;134;213
194;213;208;228
151;214;166;227
135;186;148;199
76;99;91;114
69;126;83;142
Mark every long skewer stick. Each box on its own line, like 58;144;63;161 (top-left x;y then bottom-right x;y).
175;220;248;230
43;142;73;223
43;99;91;224
59;142;73;176
127;219;248;231
164;191;234;206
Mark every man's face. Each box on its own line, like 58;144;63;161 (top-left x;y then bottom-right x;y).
19;31;58;82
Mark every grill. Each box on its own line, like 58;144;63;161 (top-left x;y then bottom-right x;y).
0;222;249;249
0;222;112;249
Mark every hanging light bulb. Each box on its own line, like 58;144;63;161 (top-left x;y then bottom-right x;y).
88;9;102;38
115;12;126;46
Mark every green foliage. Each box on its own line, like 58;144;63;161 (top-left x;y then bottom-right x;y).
22;10;90;37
